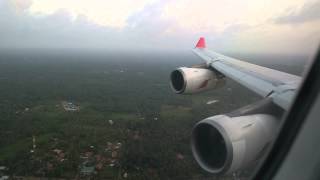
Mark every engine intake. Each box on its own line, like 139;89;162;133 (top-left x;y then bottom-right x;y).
191;114;279;174
170;67;224;94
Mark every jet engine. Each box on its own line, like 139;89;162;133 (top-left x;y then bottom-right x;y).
170;67;225;94
191;114;279;174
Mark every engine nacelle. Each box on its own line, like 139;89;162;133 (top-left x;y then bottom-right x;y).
191;114;279;174
170;67;225;94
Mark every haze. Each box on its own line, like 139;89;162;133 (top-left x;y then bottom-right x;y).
0;0;319;55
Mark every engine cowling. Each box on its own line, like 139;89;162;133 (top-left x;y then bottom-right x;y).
191;114;279;174
170;67;225;94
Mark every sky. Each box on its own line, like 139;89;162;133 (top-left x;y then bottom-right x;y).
0;0;319;55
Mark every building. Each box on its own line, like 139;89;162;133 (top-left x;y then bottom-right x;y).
62;101;80;111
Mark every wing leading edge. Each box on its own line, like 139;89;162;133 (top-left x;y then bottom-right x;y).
192;37;302;110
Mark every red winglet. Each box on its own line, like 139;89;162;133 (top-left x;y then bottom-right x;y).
195;37;206;48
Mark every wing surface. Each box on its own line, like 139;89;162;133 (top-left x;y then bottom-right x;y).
193;37;301;110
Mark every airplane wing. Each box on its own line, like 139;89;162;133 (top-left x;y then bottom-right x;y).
170;37;304;174
192;37;301;110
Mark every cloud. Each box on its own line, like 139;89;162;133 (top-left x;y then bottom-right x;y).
0;0;319;55
28;0;153;28
123;1;174;46
0;0;189;51
0;1;125;49
274;1;320;24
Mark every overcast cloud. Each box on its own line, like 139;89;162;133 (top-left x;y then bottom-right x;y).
0;0;319;55
274;1;320;24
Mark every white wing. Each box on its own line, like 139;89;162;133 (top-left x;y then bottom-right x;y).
193;38;301;110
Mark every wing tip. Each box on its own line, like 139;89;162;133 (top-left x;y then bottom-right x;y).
195;37;206;49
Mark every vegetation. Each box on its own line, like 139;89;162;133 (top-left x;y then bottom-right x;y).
1;50;296;179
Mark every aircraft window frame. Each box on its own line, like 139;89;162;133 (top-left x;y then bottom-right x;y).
253;49;320;180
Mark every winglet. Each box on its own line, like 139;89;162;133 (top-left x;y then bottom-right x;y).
195;37;206;49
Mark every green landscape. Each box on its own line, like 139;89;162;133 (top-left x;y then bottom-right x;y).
0;50;305;179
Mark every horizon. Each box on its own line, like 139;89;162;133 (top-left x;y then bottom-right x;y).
0;0;320;56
